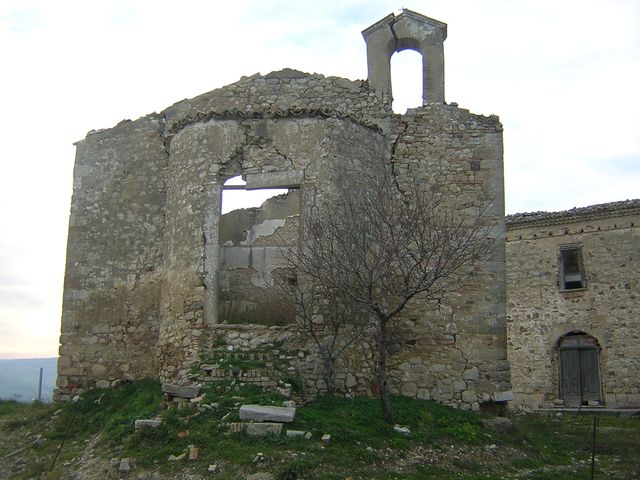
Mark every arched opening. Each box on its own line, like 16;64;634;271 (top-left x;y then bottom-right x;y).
557;331;602;405
390;49;423;113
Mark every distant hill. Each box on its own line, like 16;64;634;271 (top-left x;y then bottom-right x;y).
0;357;57;402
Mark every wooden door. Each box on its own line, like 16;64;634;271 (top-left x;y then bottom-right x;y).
559;335;602;405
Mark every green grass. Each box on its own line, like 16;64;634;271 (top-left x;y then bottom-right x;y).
1;382;639;479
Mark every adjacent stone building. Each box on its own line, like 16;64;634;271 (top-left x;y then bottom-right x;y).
506;200;640;408
55;10;510;409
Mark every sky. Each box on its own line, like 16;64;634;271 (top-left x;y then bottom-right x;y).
0;0;638;359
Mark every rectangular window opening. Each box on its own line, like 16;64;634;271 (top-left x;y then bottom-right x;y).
560;247;586;290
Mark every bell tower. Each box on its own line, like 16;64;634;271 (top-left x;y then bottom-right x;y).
362;9;447;105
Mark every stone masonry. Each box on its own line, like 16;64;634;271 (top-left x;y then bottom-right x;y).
506;200;640;408
55;10;509;410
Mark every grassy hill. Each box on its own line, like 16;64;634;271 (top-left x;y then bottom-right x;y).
0;357;57;402
0;380;639;479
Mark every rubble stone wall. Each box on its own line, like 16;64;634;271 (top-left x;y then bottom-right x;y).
56;116;167;400
506;204;640;408
56;69;508;409
384;106;509;409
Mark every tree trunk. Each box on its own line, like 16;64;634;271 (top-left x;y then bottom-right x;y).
376;316;394;424
323;358;336;394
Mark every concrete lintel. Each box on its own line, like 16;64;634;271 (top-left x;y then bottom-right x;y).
246;171;303;190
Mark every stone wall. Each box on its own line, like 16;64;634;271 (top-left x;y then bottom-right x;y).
506;201;640;408
57;116;167;400
157;110;388;384
382;106;509;409
56;12;508;407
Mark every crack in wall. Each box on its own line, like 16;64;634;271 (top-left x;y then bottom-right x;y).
389;121;409;193
388;17;400;52
158;113;170;157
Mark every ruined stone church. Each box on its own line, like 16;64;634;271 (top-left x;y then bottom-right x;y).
55;9;510;407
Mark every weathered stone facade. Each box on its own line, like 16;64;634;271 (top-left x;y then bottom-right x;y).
56;10;509;409
506;200;640;408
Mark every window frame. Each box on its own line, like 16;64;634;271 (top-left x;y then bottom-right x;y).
558;245;586;291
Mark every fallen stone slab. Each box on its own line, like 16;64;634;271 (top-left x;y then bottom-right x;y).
285;430;307;438
246;422;283;437
134;419;162;429
162;383;201;399
481;417;515;434
119;458;131;473
239;404;295;423
393;425;411;435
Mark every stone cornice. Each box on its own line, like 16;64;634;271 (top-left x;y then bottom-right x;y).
506;199;640;229
163;107;383;147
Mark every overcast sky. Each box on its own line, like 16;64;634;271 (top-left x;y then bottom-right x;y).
0;0;638;359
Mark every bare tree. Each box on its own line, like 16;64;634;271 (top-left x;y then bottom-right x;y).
274;273;369;394
284;171;496;423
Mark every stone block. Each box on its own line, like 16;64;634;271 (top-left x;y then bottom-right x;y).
59;366;84;376
135;419;162;429
246;422;283;437
453;380;467;392
119;458;131;472
493;390;514;402
481;417;515;434
401;382;418;396
189;446;198;461
239;405;296;423
417;388;431;400
461;390;477;403
393;425;411;435
246;170;304;189
463;367;480;381
162;383;201;399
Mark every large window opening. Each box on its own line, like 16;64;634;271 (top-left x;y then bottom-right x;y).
390;49;423;113
221;175;289;214
218;175;299;325
559;246;586;290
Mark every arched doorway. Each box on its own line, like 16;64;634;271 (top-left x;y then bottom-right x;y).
557;332;602;405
